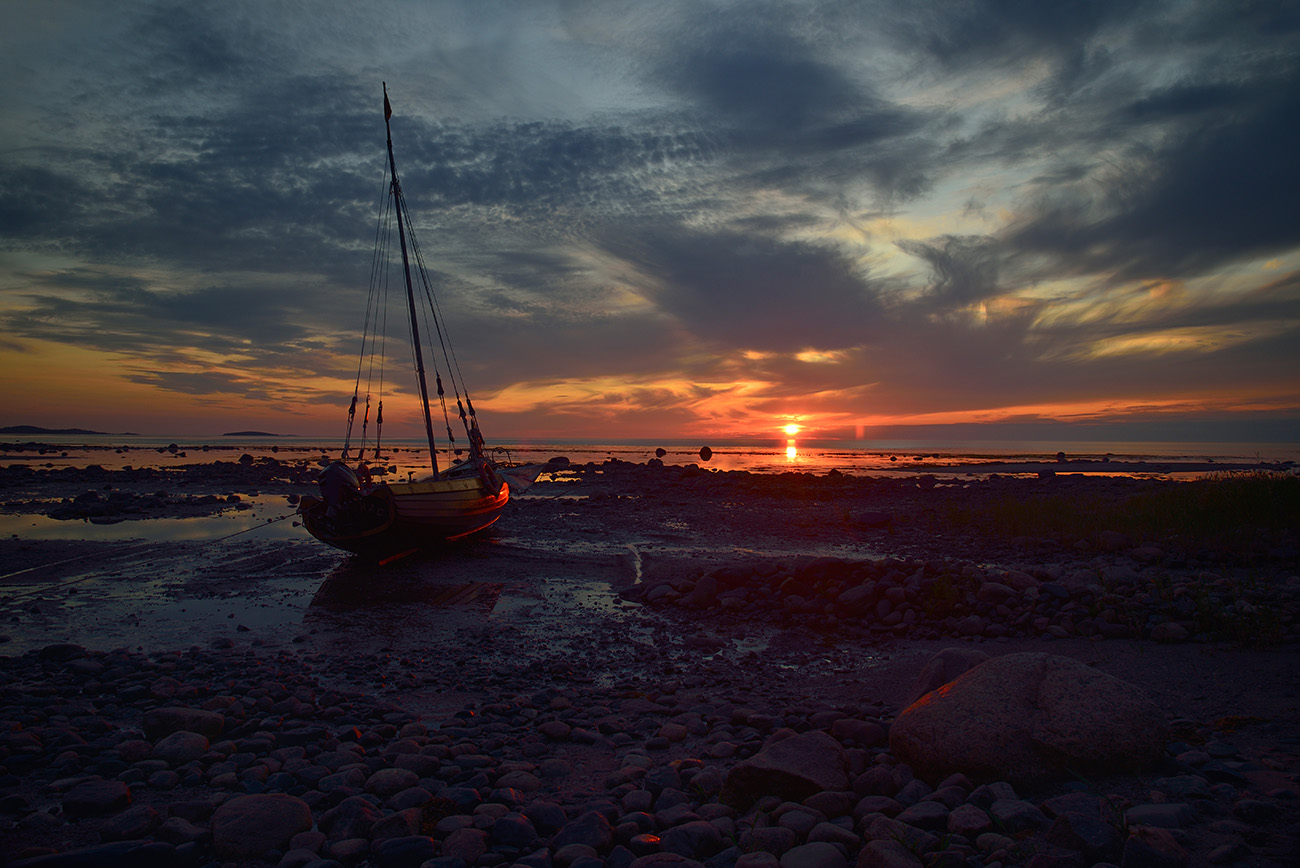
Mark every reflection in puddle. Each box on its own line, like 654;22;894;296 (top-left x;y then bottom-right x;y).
0;499;302;543
310;573;506;613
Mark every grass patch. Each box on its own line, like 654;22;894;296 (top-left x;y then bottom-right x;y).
945;471;1299;546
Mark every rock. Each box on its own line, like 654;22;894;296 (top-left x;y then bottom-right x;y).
1126;803;1197;829
629;855;706;868
987;798;1048;833
61;780;131;818
9;841;169;868
151;730;210;765
371;808;422;840
211;794;313;859
722;729;849;808
945;803;991;837
319;795;384;841
854;511;892;528
661;820;725;859
142;706;225;740
365;767;419;798
371;835;437;868
830;719;886;747
1045;811;1122;863
890;652;1168;785
1151;622;1190;642
901;647;991;707
494;812;540;848
99;804;161;840
894;799;948;831
552;810;615;850
1121;825;1188;868
441;827;488;863
855;840;923;868
736;854;781;868
779;842;848;868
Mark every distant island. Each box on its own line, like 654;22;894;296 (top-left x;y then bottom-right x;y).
222;431;284;436
0;425;140;435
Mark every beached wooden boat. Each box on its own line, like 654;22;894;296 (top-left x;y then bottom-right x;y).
300;85;538;558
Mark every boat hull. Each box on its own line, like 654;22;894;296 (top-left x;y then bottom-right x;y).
300;469;508;558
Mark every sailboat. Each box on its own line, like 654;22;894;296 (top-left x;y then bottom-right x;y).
299;84;538;558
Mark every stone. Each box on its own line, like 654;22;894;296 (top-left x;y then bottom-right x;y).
987;799;1048;833
371;835;437;868
365;767;419;798
829;719;886;747
1121;825;1188;868
736;854;781;868
441;827;488;863
142;706;225;740
553;810;615;850
894;799;948;831
661;820;725;859
1045;811;1122;864
61;780;131;818
862;816;937;854
779;842;848;868
629;855;706;868
99;804;161;840
556;843;599;867
319;795;384;841
890;652;1167;785
211;794;313;859
1125;803;1197;829
493;812;539;848
855;840;923;868
722;730;848;808
371;808;422;840
739;826;798;856
945;804;991;837
151;730;210;765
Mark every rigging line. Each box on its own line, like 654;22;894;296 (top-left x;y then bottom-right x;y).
401;208;475;421
0;513;299;602
403;212;464;399
401;201;475;443
346;173;393;455
359;178;393;454
393;186;458;464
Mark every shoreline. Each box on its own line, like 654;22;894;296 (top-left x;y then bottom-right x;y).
4;436;1295;480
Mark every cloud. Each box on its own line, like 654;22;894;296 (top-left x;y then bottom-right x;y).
1;0;1297;438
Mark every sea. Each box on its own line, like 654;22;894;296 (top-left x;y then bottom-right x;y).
4;433;1297;479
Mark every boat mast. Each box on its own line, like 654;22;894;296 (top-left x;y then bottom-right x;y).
383;83;440;476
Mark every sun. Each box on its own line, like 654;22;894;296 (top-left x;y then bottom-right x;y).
783;423;801;436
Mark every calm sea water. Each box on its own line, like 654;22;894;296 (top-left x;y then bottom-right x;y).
4;434;1296;478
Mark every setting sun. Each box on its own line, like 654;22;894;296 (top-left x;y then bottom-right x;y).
783;423;801;436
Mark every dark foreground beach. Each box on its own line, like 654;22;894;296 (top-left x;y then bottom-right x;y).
1;455;1297;867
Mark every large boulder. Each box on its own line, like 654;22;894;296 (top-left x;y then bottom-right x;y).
890;652;1167;786
722;729;848;808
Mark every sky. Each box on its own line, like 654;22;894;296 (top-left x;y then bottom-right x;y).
1;0;1298;444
